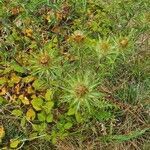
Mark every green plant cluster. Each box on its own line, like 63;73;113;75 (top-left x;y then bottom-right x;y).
0;0;149;149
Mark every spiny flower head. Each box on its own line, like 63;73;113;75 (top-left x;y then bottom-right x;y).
75;84;89;98
39;54;52;66
71;30;85;43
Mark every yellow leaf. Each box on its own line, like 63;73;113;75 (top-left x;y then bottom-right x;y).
26;108;36;121
24;28;33;37
11;73;21;84
10;139;21;148
0;126;5;142
19;95;30;105
31;94;37;99
12;95;17;101
45;15;51;22
22;97;30;105
27;86;34;94
0;87;7;96
15;84;20;95
23;76;35;83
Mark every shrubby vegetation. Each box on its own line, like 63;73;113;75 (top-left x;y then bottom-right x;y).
0;0;149;149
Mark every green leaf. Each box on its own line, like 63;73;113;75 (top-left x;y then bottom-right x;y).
32;123;47;132
75;112;83;123
51;131;57;144
10;139;21;148
32;124;39;132
0;97;6;105
53;36;58;44
46;114;53;123
37;112;46;122
67;107;76;116
12;109;23;117
11;63;25;73
95;111;112;121
43;101;54;114
21;117;26;128
31;98;43;111
0;77;7;85
64;122;73;129
103;128;149;142
32;79;46;90
45;89;53;101
3;66;12;75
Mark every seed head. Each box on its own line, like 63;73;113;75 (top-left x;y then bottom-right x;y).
40;55;51;66
75;84;88;98
72;30;85;43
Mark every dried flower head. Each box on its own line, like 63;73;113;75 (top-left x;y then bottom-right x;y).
72;30;85;43
40;55;51;66
114;33;133;52
75;84;89;98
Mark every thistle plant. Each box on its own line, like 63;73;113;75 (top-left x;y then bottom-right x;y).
1;0;149;149
29;49;61;80
113;31;135;54
95;37;114;59
61;72;103;113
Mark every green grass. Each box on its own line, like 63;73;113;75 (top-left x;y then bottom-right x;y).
0;0;149;149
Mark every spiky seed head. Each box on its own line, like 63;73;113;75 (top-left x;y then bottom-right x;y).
40;55;51;66
75;84;88;98
72;30;85;43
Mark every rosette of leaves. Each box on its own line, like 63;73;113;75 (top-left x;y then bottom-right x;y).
29;49;61;80
61;72;105;113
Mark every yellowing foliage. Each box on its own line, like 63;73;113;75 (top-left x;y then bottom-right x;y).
26;108;36;121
